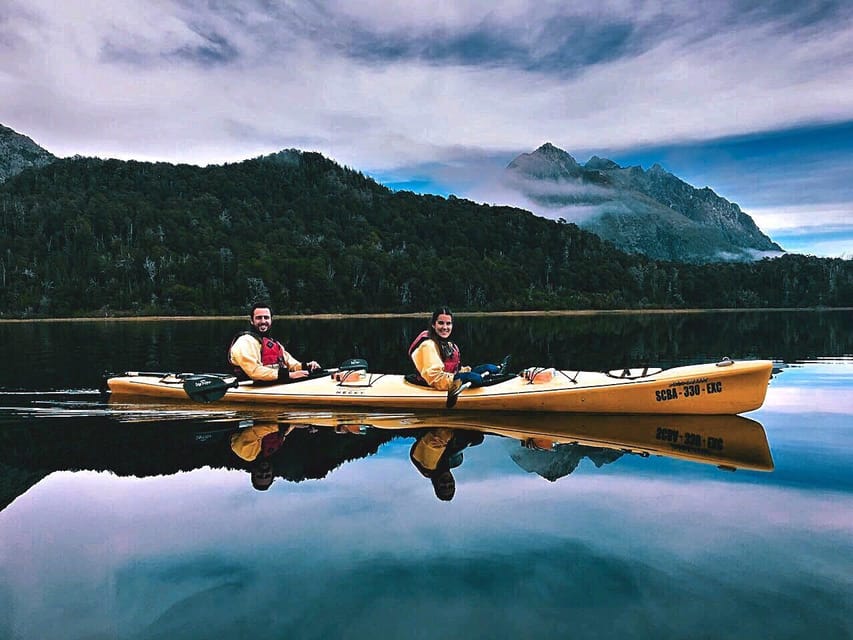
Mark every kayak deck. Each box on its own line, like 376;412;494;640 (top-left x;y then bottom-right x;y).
106;359;773;415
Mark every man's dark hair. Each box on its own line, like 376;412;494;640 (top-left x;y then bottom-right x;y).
432;470;456;501
250;302;273;318
251;460;275;491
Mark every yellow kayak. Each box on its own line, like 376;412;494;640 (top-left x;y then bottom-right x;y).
106;358;773;414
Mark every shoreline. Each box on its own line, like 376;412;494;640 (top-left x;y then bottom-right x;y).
1;307;850;323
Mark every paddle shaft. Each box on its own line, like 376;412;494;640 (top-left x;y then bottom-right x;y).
446;381;472;408
182;362;368;403
125;371;196;378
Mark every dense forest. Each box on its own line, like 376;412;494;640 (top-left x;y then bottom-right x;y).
0;151;850;317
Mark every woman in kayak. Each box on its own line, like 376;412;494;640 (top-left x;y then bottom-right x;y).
408;306;498;390
409;427;484;501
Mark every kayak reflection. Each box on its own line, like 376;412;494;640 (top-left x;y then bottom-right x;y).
291;410;775;475
275;410;774;499
0;405;393;510
0;399;772;510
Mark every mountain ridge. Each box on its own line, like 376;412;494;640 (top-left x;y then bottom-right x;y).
505;143;782;263
0;124;57;182
1;122;848;317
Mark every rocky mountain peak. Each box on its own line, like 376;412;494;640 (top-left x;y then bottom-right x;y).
585;156;620;171
503;143;783;263
536;141;570;156
0;124;57;182
507;141;581;180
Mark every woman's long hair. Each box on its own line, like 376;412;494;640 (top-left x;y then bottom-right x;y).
427;306;456;360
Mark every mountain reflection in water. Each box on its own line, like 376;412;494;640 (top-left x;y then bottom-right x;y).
2;354;850;640
0;399;772;510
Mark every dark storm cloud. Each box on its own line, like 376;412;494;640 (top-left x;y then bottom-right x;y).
168;28;239;66
328;17;652;74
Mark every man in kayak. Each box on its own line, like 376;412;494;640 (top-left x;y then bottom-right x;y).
230;421;303;491
408;306;498;390
228;302;321;382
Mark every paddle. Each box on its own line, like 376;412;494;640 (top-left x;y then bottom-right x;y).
446;355;512;409
123;371;188;378
497;355;511;375
183;358;370;403
183;374;239;403
446;380;471;409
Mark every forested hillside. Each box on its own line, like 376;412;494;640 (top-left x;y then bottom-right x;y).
0;151;850;317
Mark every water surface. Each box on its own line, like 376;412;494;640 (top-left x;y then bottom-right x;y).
0;311;850;639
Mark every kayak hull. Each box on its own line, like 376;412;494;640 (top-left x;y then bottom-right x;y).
106;359;773;415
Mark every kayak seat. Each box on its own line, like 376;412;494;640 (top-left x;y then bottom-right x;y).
404;373;431;387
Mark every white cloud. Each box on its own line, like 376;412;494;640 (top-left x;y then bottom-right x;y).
747;203;853;233
2;0;852;169
1;1;852;255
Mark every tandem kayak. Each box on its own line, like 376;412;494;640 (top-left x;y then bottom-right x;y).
105;358;773;415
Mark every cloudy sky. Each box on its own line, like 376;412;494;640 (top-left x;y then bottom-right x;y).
1;0;851;258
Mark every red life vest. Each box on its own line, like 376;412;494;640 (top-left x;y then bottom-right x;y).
228;331;287;377
408;330;461;374
260;430;285;458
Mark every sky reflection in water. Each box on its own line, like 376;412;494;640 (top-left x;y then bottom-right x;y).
1;363;851;639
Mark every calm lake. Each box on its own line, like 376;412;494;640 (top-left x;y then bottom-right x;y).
0;310;851;640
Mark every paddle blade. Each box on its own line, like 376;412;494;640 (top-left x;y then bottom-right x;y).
183;375;237;403
498;355;512;375
446;380;471;409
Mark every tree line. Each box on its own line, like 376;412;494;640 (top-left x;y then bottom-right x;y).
0;150;850;317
